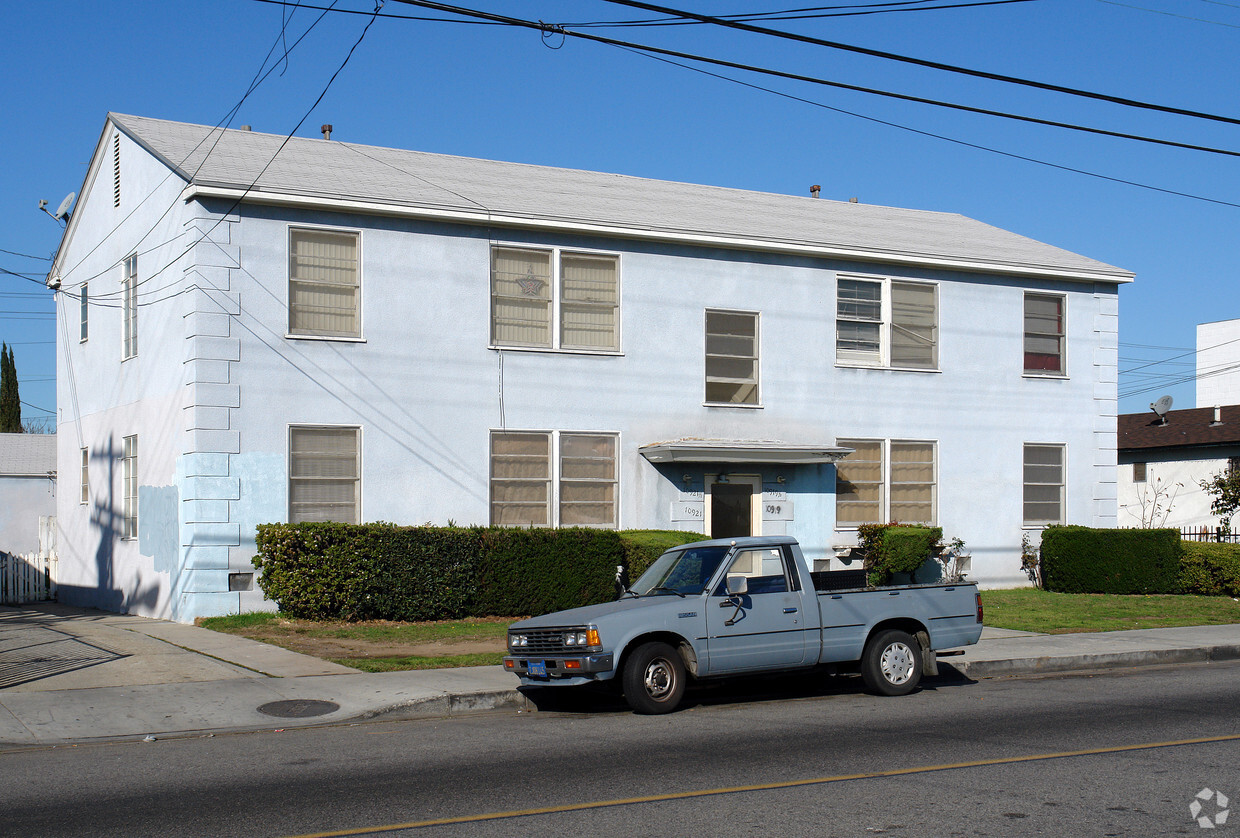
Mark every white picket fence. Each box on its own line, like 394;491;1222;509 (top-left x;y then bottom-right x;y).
1;517;58;605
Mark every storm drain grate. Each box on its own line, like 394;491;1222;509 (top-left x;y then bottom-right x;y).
257;699;341;718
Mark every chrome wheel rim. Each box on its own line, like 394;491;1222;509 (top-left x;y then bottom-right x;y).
644;658;675;699
880;642;915;685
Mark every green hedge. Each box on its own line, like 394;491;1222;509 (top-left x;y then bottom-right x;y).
1179;541;1240;597
858;523;943;586
1040;526;1181;594
252;523;703;621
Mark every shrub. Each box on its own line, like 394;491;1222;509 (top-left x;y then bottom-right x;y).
253;523;705;621
858;523;943;586
1179;541;1240;597
1040;526;1181;594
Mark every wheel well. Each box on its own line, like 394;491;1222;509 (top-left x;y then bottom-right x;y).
618;632;698;678
866;618;928;648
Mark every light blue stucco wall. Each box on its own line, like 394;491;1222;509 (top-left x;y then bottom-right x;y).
53;124;1119;622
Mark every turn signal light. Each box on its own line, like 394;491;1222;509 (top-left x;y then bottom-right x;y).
976;592;984;623
586;628;601;647
564;660;582;670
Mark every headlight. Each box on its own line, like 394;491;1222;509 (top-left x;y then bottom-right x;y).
509;634;528;648
564;631;587;646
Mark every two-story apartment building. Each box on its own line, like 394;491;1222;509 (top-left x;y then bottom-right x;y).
49;113;1133;622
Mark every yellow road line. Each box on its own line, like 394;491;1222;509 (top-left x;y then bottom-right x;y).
285;732;1240;837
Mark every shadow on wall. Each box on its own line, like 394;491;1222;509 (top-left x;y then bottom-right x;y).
57;437;161;616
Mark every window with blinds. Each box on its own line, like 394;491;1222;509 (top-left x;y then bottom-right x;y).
80;282;89;343
490;430;618;527
80;447;89;505
122;435;138;539
705;309;759;405
836;439;883;526
836;439;937;527
1023;443;1065;525
1024;293;1065;374
289;228;360;338
836;275;937;370
289;426;360;523
490;246;618;351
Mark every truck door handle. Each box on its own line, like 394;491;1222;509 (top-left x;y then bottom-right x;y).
784;607;798;614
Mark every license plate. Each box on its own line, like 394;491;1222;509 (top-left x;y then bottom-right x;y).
527;660;548;678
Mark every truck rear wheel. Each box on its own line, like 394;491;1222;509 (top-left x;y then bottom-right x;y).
861;629;922;696
622;642;686;714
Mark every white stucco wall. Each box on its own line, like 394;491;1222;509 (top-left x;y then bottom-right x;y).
1197;319;1240;409
1117;453;1237;531
53;123;1123;621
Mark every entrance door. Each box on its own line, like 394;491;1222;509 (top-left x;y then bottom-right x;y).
708;477;759;539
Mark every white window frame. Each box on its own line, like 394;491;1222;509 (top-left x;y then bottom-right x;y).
287;226;363;341
835;438;938;528
79;282;88;343
122;435;138;539
489;429;620;528
489;244;621;353
1023;291;1067;377
1023;443;1066;527
80;447;89;505
835;274;938;371
704;308;761;407
288;425;362;524
122;255;137;360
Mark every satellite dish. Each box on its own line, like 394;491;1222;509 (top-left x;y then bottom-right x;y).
54;192;76;222
1150;395;1173;424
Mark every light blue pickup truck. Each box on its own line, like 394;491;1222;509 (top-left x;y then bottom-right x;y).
503;535;983;713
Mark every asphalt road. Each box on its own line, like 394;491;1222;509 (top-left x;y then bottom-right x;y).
4;663;1239;837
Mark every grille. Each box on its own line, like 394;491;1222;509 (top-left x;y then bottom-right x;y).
514;627;580;655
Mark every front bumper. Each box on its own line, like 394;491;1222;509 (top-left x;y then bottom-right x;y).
503;652;615;684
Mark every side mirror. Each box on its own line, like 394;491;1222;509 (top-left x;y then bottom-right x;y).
726;574;748;596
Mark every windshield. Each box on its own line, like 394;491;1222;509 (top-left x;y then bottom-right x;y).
631;545;730;596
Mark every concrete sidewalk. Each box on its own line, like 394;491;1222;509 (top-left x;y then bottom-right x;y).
3;603;1240;748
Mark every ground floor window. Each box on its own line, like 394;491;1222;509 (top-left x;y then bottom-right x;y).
289;425;360;523
1023;443;1065;525
122;435;138;538
835;438;936;527
490;430;618;527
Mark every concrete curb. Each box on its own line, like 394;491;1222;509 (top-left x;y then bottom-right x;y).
947;644;1240;678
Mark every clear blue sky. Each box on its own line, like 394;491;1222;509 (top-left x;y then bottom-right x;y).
3;0;1237;427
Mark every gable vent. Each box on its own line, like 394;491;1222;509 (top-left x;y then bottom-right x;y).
113;134;121;208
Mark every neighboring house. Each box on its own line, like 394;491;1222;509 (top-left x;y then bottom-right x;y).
0;433;56;555
48;113;1133;622
1197;318;1240;408
1118;405;1240;531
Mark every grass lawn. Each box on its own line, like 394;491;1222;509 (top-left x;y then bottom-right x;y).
198;590;1240;672
197;613;514;672
981;588;1240;634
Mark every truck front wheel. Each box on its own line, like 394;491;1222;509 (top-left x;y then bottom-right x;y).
861;629;922;696
622;642;686;714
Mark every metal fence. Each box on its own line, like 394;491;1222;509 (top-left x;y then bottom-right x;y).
1181;526;1240;544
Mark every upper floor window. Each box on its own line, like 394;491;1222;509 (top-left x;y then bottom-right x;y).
122;256;137;359
836;276;937;370
705;309;759;405
490;246;619;351
289;425;360;523
80;447;89;505
1024;443;1065;525
289;228;360;339
1024;293;1065;375
80;283;89;343
490;430;618;527
836;439;937;527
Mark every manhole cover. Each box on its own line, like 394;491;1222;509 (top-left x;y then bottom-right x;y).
257;699;340;718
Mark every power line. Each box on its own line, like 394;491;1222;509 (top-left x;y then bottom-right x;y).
569;0;1038;25
600;0;1240;127
0;248;52;261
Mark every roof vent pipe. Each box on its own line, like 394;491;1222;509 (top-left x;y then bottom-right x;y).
810;184;821;198
240;125;251;131
321;124;333;140
1213;405;1223;425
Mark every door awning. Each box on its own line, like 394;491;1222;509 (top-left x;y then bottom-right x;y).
638;439;853;464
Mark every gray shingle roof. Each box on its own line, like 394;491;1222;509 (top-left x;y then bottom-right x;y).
110;113;1132;282
0;433;56;477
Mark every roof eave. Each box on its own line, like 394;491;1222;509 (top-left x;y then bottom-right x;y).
182;184;1136;284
